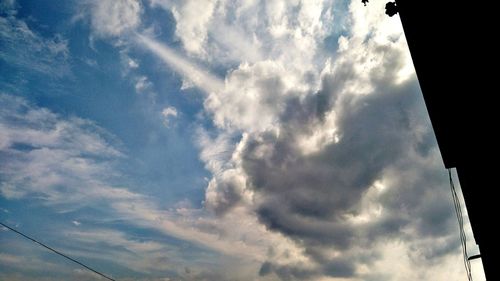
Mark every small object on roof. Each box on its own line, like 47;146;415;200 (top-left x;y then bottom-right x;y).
385;2;398;16
362;0;369;6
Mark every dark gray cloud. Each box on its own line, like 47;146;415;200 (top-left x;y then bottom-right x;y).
213;38;460;279
258;262;320;280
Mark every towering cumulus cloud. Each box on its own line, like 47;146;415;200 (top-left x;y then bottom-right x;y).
157;0;466;280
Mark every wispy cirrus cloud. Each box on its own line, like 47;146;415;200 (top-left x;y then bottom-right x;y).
136;35;224;94
0;94;125;203
0;93;305;279
0;2;70;77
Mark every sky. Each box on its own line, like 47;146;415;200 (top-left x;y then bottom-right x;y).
0;0;486;280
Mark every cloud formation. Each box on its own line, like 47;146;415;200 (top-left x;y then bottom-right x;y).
161;106;178;127
0;3;69;77
85;0;142;38
1;0;483;280
0;93;306;280
163;0;470;280
0;94;129;203
136;35;224;94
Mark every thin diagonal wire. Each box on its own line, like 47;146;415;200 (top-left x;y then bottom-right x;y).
0;221;116;281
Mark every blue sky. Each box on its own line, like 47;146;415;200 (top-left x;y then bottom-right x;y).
0;0;485;280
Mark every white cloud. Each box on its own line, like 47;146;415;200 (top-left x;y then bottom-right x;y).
161;106;178;127
86;0;142;38
128;57;139;68
151;0;333;67
136;35;224;93
196;129;229;164
0;93;127;203
146;1;335;135
151;0;216;57
0;0;16;11
61;227;180;272
135;75;152;93
0;6;70;77
0;252;62;272
205;61;290;133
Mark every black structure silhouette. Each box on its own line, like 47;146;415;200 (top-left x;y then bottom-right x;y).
393;0;496;279
385;2;398;17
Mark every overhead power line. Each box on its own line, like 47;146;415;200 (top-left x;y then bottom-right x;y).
0;221;116;281
448;169;473;281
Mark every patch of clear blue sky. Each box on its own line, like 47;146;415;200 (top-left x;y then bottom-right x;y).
322;0;351;55
1;1;225;275
0;192;218;275
3;0;212;208
1;1;231;275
